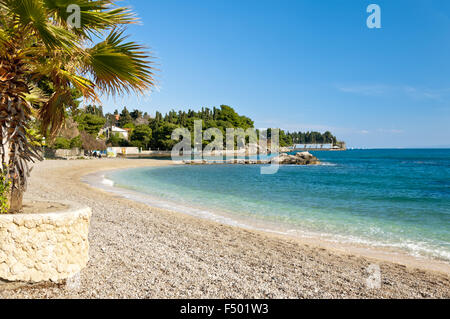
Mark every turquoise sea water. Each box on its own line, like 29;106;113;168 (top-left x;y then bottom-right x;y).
106;149;450;261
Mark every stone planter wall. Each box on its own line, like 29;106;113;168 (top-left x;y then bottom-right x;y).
0;203;91;283
44;148;83;159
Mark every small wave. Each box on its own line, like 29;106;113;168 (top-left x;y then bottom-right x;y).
101;176;115;187
326;233;450;262
319;162;338;166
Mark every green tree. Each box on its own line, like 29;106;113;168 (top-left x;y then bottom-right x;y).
76;113;106;136
85;105;104;117
119;107;133;127
130;109;143;121
107;133;129;147
130;125;152;149
107;133;122;147
151;123;179;150
123;123;135;130
70;136;83;149
52;137;71;150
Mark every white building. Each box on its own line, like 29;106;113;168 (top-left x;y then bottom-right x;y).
104;126;129;140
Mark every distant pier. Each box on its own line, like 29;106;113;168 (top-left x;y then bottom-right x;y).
291;144;346;151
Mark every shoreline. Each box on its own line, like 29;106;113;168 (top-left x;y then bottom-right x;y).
2;158;449;298
85;166;450;275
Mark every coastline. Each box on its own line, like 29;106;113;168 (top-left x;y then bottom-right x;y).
2;158;449;298
85;167;450;273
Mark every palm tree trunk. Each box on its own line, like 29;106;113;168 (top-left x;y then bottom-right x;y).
9;185;23;213
1;46;40;213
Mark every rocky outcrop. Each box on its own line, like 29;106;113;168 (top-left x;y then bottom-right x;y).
184;151;320;165
274;152;320;165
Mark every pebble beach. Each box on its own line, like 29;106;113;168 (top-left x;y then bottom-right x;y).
1;159;449;299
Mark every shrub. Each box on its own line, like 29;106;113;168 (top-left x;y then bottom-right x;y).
107;133;129;147
0;167;11;214
80;131;106;151
130;140;144;149
70;135;83;149
52;137;71;149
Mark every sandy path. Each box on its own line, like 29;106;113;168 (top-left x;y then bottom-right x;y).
1;159;449;298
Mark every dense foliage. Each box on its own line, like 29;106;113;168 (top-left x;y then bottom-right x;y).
53;104;342;151
286;131;338;145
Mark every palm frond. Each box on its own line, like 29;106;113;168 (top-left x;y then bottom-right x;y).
0;28;9;48
1;0;78;50
60;70;97;101
24;85;48;105
43;0;137;38
38;89;73;137
84;29;157;96
0;3;13;50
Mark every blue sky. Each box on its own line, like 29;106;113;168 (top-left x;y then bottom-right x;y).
99;0;450;148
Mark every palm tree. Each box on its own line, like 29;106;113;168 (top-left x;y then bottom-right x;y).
0;0;156;212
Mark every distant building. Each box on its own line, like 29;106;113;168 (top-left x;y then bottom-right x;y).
123;127;133;137
104;126;129;140
107;146;140;157
294;144;333;150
